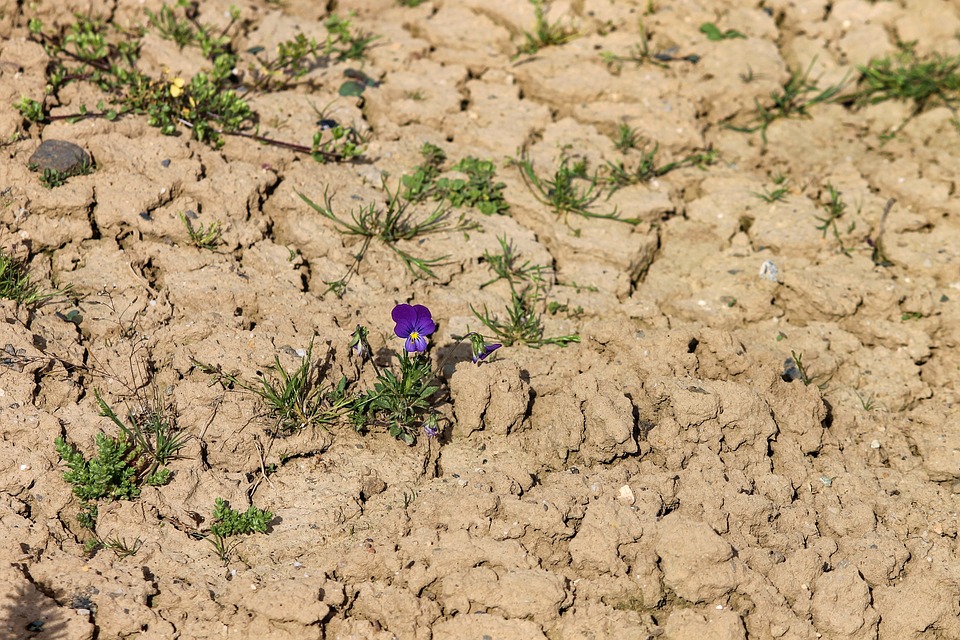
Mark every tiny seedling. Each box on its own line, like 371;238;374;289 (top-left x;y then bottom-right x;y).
600;24;699;72
815;183;853;254
729;60;848;143
352;349;439;444
179;211;222;250
30;158;95;189
513;153;636;226
752;172;790;203
699;22;746;41
0;250;63;306
203;498;273;563
15;96;45;124
517;0;578;56
298;179;478;296
613;123;642;152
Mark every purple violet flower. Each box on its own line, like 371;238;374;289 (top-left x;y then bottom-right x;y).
473;342;502;364
423;414;440;439
467;332;501;365
392;304;436;353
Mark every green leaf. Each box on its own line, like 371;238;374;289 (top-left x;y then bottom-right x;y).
339;80;366;97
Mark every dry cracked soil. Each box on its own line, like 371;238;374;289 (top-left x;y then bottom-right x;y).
1;0;960;638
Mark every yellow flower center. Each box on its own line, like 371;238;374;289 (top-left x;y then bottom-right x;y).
409;331;420;341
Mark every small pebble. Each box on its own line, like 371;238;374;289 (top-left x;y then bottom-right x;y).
870;440;881;449
20;464;30;471
161;159;171;168
139;211;152;221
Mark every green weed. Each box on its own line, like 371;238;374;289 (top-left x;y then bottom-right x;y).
0;249;63;306
613;123;642;152
600;24;699;72
513;153;636;226
351;350;439;444
517;0;578;56
815;183;853;254
604;144;717;191
30;158;95;189
402;144;509;215
179;211;222;250
699;22;746;41
853;44;960;112
480;235;550;289
15;96;45;124
298;180;478;296
471;280;580;349
56;393;182;530
752;172;790;203
194;339;354;435
203;498;273;563
729;61;848;143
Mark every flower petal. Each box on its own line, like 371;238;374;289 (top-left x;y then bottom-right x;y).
392;304;416;338
406;334;428;352
412;305;435;335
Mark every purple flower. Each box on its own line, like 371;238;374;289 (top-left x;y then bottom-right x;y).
392;304;436;353
467;332;501;365
423;414;440;439
350;324;370;359
473;342;502;364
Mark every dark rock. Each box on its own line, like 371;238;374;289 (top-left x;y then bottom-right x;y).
27;140;91;175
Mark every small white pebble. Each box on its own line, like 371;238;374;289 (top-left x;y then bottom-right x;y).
697;300;707;307
293;562;303;568
76;609;91;616
870;440;881;449
20;464;30;471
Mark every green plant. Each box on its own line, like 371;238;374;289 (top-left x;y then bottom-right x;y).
194;339;354;434
323;13;379;62
55;399;178;531
352;349;439;444
31;158;95;188
15;96;45;123
472;283;580;349
94;389;188;483
513;153;636;227
0;249;63;306
699;22;745;41
100;535;144;558
25;12;368;162
613;123;642;152
517;0;578;56
600;24;699;71
480;235;550;289
204;498;273;563
402;144;509;215
604;144;717;191
729;60;848;143
815;183;852;254
753;172;790;203
852;45;960;112
298;180;478;296
179;211;222;250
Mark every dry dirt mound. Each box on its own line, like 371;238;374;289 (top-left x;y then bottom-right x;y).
2;0;960;639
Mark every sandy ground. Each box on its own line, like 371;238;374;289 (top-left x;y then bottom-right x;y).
1;0;960;638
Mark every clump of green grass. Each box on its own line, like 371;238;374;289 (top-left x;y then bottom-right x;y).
298;180;478;296
512;153;637;228
471;238;579;348
517;0;578;56
752;171;790;203
729;61;848;143
193;340;354;434
853;44;960;112
202;498;273;563
179;211;222;250
0;249;62;306
699;22;745;41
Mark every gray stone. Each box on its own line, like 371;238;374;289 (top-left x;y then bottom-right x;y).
27;140;91;175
